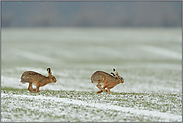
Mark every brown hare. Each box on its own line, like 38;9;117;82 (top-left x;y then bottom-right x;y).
91;68;124;94
20;68;57;93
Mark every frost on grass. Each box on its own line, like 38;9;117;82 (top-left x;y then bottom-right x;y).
1;28;182;122
1;89;182;122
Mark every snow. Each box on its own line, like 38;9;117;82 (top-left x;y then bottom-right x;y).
139;45;181;59
1;27;182;121
1;93;182;122
11;48;62;65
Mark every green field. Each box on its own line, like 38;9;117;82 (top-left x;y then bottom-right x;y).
1;27;182;122
1;87;182;122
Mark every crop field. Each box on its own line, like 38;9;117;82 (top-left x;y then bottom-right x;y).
1;27;182;122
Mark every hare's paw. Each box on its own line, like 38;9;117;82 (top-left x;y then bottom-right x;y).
96;90;103;94
30;89;39;93
102;89;107;92
107;89;111;94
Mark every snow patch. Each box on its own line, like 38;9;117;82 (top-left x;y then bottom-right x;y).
10;48;62;65
139;45;181;59
1;93;181;122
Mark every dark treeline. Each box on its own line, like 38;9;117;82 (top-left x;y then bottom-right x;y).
1;1;182;28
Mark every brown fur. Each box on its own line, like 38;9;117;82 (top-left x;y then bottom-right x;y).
20;68;57;93
91;69;124;94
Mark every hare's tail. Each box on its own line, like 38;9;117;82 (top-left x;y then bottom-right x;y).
20;76;30;84
20;80;29;84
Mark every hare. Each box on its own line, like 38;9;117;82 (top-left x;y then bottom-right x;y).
20;68;57;93
91;68;124;94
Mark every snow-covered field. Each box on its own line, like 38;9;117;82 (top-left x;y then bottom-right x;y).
1;27;182;122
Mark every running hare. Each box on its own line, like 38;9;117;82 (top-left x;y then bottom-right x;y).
20;68;57;93
91;68;124;94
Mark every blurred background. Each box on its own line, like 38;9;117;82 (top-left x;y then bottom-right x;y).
1;1;181;28
1;1;182;93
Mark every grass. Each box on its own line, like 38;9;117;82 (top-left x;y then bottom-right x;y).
1;27;182;122
1;87;182;122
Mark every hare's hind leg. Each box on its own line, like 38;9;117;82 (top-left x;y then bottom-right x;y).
28;82;38;93
102;84;111;94
27;78;34;92
28;78;39;93
96;90;103;94
102;85;108;93
31;82;40;93
35;83;40;93
28;82;33;92
96;83;107;93
107;88;110;94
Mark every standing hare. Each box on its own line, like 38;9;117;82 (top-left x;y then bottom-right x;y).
91;68;124;94
20;68;57;93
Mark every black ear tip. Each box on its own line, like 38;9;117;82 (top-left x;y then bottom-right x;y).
47;68;51;71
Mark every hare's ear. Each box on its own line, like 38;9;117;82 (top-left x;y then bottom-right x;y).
111;72;118;79
111;72;116;77
113;68;118;76
47;68;52;76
